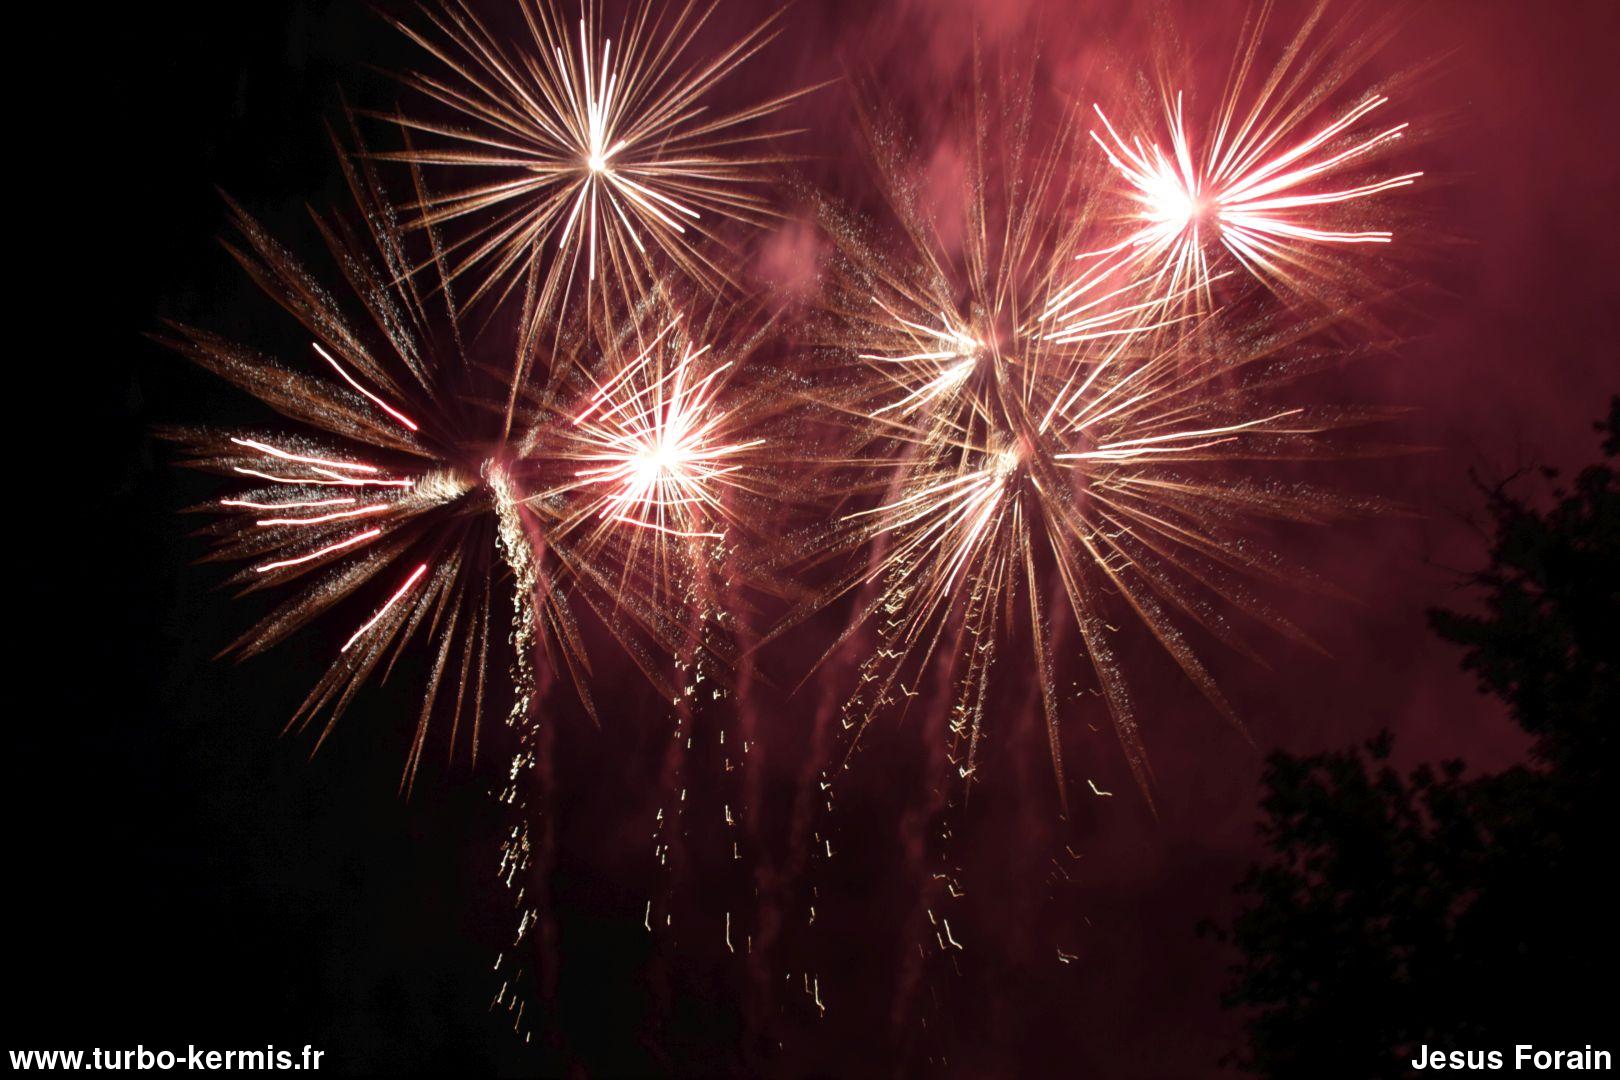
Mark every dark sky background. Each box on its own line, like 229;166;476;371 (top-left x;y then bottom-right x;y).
18;0;1619;1075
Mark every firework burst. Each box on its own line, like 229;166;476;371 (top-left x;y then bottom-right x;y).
549;301;767;554
376;0;818;395
792;67;1393;809
1075;0;1421;314
158;124;725;791
159;159;524;788
158;114;802;1040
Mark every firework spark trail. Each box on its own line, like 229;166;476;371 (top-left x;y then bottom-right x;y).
635;535;742;969
377;0;822;426
1073;0;1420;312
488;466;558;1042
490;290;794;1042
642;536;759;1030
736;618;844;1041
718;532;791;1039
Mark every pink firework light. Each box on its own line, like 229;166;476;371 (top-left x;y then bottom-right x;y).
753;28;1422;1044
1063;0;1422;319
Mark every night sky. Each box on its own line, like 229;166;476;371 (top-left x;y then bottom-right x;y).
19;0;1620;1075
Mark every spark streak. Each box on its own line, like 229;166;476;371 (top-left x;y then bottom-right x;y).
254;504;394;527
255;528;384;572
220;497;356;511
232;466;414;489
343;564;431;651
229;437;380;473
313;342;420;431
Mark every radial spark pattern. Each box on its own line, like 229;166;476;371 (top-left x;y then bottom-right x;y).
380;0;816;352
559;312;763;542
1081;1;1421;310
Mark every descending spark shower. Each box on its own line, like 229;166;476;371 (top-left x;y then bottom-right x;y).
162;0;1421;1059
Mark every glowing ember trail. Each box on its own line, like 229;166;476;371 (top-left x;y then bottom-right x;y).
314;342;420;431
342;564;431;651
254;528;384;572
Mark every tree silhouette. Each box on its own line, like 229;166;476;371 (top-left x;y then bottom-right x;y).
1205;398;1618;1077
